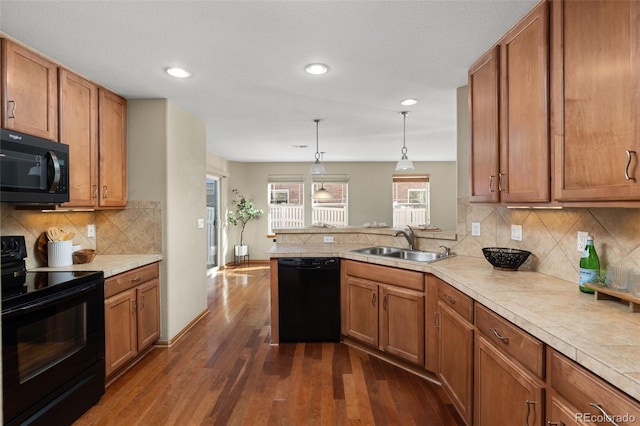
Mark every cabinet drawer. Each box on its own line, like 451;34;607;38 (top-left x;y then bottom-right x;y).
344;260;423;291
105;263;159;298
475;304;544;379
437;279;473;322
550;349;640;419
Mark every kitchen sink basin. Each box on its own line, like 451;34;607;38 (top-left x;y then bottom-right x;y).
352;246;403;256
352;246;453;263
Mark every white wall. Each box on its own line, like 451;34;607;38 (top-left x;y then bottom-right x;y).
222;160;457;264
128;99;207;342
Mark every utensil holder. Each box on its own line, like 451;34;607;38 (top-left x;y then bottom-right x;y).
47;241;73;267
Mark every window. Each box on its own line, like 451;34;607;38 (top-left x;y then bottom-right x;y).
392;174;430;227
311;174;349;227
267;175;304;234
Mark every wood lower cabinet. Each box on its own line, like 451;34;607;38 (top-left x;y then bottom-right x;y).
552;0;640;201
342;260;424;366
438;301;474;425
59;68;99;207
104;263;160;378
474;335;544;426
98;89;127;207
1;39;58;140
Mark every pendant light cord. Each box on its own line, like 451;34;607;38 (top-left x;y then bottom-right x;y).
401;111;408;156
314;119;321;161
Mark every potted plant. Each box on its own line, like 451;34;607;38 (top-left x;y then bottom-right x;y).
227;189;264;256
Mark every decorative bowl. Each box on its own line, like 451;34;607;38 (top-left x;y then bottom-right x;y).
482;247;531;271
73;249;96;264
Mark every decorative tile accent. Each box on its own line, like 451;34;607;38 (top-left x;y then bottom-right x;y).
454;198;640;282
0;201;162;268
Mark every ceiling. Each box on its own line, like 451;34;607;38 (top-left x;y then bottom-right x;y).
0;0;537;163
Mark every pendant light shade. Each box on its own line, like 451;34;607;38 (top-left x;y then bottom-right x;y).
310;119;326;175
395;111;415;171
312;185;332;200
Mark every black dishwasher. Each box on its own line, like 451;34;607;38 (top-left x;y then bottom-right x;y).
278;257;340;342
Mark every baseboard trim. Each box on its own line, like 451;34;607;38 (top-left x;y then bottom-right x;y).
154;308;209;348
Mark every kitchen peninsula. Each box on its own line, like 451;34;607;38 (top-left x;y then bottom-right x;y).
268;227;640;421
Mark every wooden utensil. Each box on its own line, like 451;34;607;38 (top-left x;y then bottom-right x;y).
46;227;62;241
63;231;76;241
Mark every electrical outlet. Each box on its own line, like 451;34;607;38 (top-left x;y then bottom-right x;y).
323;236;334;243
87;224;95;238
471;222;481;236
511;224;523;241
577;231;589;252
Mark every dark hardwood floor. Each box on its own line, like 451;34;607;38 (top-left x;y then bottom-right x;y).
75;264;464;425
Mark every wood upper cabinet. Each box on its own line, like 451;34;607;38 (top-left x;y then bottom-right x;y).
552;0;640;201
1;39;58;140
474;334;544;426
469;0;550;204
499;1;550;203
469;46;500;203
59;69;98;207
98;89;127;207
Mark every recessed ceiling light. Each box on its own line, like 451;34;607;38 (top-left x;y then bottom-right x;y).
304;63;330;75
165;67;192;78
401;98;418;106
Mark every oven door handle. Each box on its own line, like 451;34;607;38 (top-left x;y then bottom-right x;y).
2;282;97;318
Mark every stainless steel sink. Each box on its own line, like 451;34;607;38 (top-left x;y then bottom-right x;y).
383;250;449;262
351;246;453;263
352;246;402;256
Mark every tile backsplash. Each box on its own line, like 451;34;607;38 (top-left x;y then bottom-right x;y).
0;201;162;269
454;197;640;283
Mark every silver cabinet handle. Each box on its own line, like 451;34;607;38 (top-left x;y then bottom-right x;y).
490;327;509;344
498;173;505;192
131;276;142;282
383;295;387;310
93;185;98;199
371;292;376;307
589;403;620;426
444;294;456;304
489;175;495;193
434;311;440;329
8;100;16;118
547;422;560;426
625;150;636;181
525;400;536;426
103;185;108;198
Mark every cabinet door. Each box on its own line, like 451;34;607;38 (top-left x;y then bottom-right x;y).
474;335;544;426
425;275;439;373
547;396;584;425
500;1;550;203
59;69;98;207
469;46;500;203
137;278;160;351
380;285;424;366
438;301;474;426
98;88;127;207
344;276;378;347
1;39;58;140
105;288;137;376
552;0;640;201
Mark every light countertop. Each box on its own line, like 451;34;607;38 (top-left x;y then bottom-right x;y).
267;243;640;402
32;253;163;278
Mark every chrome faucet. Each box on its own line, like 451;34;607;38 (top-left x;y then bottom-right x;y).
394;226;416;250
439;245;451;256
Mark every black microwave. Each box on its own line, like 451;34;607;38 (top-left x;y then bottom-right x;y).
0;128;69;204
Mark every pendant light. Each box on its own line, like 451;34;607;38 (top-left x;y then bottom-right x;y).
309;119;326;175
395;111;415;171
312;152;332;200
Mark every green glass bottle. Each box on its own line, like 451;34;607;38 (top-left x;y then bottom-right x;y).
579;235;600;293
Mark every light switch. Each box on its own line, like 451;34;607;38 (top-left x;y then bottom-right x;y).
197;218;205;229
511;224;523;242
87;224;95;238
471;222;481;236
